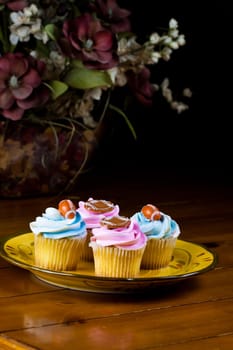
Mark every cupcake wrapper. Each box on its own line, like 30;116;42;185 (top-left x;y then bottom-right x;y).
34;234;86;271
90;244;145;278
141;237;177;270
81;229;94;262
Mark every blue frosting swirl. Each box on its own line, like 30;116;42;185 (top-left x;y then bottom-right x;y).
131;212;180;239
30;207;87;239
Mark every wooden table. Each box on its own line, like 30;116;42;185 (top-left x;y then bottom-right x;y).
0;167;232;350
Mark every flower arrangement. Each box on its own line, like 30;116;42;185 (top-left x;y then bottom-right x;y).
0;0;190;197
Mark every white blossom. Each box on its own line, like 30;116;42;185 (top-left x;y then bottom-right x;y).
161;47;172;61
183;88;192;98
149;33;160;44
159;78;190;113
177;35;186;46
24;4;39;17
84;88;103;101
169;41;179;50
169;18;178;29
169;29;179;39
49;51;66;70
162;36;172;45
151;52;161;64
9;4;48;45
171;101;189;113
10;26;31;44
108;67;127;86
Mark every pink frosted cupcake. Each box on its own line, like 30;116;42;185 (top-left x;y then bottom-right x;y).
77;198;119;261
89;215;147;278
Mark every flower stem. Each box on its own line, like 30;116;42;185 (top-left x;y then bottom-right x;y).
109;104;137;140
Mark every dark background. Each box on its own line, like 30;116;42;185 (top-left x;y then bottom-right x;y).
93;1;232;184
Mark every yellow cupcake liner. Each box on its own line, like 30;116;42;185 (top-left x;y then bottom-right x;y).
141;237;177;270
34;234;86;271
90;244;145;278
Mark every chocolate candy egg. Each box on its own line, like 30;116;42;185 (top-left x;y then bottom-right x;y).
141;204;161;221
101;216;130;229
84;199;114;214
58;199;76;219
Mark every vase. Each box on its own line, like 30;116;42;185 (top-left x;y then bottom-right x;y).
0;120;98;198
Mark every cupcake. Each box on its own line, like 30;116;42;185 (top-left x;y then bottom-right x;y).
131;204;180;269
89;215;147;278
77;198;120;261
30;199;87;271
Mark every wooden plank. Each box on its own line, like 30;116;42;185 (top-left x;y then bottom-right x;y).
157;334;233;349
0;268;232;332
0;260;10;268
1;186;233;228
0;267;59;298
3;299;233;350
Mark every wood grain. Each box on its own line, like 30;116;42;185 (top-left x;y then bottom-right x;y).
4;299;233;350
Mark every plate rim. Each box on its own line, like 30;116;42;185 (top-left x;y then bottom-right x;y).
0;232;218;283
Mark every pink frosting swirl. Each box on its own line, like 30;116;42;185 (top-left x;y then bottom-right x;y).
90;220;147;250
77;198;119;228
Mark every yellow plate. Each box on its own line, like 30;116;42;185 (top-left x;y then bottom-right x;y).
0;233;217;294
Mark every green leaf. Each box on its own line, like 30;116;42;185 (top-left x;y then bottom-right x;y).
64;67;112;89
45;24;59;41
70;59;84;68
47;80;68;99
35;40;49;57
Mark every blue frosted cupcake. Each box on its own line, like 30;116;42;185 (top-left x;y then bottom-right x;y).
131;204;180;269
30;199;87;271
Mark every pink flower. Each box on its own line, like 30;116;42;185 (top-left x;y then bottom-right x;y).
127;68;155;106
89;0;131;33
60;13;118;69
0;53;50;121
0;0;27;11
